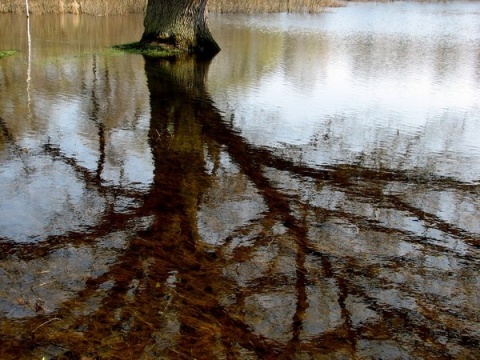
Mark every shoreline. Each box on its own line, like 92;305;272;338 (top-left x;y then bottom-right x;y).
1;0;345;16
2;0;476;15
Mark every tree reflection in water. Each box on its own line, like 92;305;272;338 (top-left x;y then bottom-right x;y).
0;55;479;359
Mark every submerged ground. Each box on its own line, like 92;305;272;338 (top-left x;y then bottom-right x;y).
0;2;479;359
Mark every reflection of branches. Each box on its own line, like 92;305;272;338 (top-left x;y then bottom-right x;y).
201;111;480;250
1;56;479;359
0;116;22;153
0;116;12;141
0;136;144;258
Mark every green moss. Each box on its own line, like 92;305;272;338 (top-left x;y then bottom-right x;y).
112;42;183;58
0;50;16;59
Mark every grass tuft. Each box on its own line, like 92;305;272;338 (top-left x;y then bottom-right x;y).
112;42;183;58
0;50;16;59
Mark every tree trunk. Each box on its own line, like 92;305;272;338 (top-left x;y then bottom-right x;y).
142;0;220;57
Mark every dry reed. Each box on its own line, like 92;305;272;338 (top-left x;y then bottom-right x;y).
0;0;146;15
0;0;342;15
209;0;343;13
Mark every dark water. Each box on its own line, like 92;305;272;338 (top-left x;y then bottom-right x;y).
0;3;479;359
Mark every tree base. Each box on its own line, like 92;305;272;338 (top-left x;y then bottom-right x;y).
112;42;184;58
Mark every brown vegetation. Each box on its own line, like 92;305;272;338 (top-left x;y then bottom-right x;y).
209;0;343;13
0;0;342;15
0;0;146;15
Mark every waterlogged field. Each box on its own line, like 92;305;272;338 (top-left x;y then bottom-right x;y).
0;2;479;359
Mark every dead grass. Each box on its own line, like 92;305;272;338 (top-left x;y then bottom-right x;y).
0;0;146;15
209;0;343;13
1;0;342;15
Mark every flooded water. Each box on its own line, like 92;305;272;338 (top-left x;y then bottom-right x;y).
1;2;479;359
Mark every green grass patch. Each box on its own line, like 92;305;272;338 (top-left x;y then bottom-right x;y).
112;42;183;58
0;50;16;59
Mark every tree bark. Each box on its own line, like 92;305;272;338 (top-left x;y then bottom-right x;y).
142;0;220;57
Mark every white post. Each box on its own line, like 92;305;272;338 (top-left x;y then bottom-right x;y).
26;0;32;117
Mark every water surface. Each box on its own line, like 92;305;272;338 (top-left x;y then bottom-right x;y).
208;2;480;182
0;3;479;359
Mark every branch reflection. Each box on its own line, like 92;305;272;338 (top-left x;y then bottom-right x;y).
0;54;479;360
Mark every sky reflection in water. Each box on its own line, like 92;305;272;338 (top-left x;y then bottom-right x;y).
0;3;479;359
209;2;480;182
